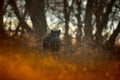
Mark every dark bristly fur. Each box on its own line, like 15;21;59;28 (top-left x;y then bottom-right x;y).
43;30;61;51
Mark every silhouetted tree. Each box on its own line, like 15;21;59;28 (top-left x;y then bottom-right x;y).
76;0;82;43
94;0;116;46
9;0;32;34
63;0;70;40
0;0;7;39
106;22;120;49
26;0;47;42
84;0;94;44
63;0;73;50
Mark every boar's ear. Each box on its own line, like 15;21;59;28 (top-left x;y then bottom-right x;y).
51;30;54;33
58;30;61;35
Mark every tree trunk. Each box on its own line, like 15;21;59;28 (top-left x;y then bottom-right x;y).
63;0;71;48
76;0;82;46
26;0;47;42
9;0;32;33
0;0;7;39
95;0;116;45
106;22;120;48
63;0;69;38
84;0;94;45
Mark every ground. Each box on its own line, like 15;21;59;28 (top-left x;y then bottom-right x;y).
0;41;120;80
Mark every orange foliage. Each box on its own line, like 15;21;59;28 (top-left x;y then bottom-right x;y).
0;49;119;80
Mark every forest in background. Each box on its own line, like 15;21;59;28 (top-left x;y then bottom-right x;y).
0;0;120;80
0;0;120;53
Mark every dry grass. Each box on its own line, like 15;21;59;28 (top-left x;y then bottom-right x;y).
0;43;119;80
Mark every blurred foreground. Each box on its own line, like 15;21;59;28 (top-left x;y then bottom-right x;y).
0;41;120;80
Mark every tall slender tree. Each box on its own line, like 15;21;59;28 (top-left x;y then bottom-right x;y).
9;0;32;33
0;0;7;39
95;0;116;45
63;0;69;39
106;22;120;48
76;0;82;43
84;0;95;44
